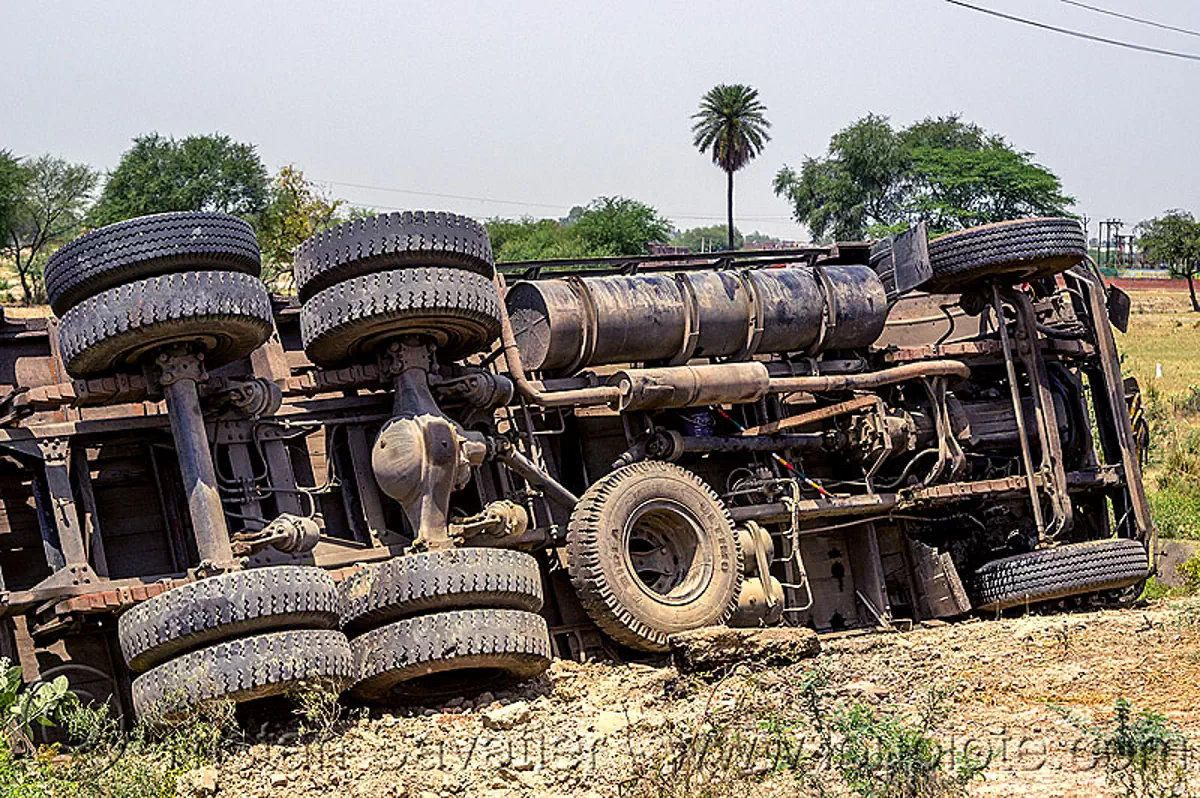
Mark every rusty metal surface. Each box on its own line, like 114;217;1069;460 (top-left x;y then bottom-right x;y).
507;265;887;373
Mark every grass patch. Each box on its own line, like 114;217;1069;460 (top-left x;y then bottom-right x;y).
0;699;237;798
620;668;984;798
1059;699;1192;798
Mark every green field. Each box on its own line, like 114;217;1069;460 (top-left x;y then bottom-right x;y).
1117;287;1200;543
1119;289;1200;394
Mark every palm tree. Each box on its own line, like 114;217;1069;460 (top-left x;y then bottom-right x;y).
691;84;771;251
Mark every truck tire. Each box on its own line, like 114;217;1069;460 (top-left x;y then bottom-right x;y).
295;211;493;302
567;462;742;652
45;212;260;316
347;608;550;704
925;217;1086;293
339;549;543;638
300;267;501;368
131;629;353;722
119;566;340;673
57;270;273;378
972;538;1149;612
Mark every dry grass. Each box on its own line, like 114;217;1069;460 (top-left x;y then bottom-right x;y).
1119;306;1200;395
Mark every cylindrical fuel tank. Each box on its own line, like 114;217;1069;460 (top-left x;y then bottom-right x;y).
506;265;888;373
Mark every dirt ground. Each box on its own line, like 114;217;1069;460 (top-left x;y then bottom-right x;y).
183;597;1200;798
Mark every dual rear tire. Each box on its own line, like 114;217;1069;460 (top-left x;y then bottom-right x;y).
48;212;273;379
118;566;351;722
338;548;550;705
119;551;553;719
296;212;503;368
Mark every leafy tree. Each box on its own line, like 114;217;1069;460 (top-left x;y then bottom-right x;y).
672;224;743;252
487;197;673;262
486;217;593;262
257;165;345;288
1138;210;1200;311
773;114;905;242
0;155;98;305
744;230;783;246
89;133;269;226
346;205;378;221
0;151;23;247
902;117;1072;231
692;84;771;250
560;205;587;228
571;196;673;256
774;114;1073;242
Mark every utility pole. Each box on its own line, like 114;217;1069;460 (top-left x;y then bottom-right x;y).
1097;219;1124;271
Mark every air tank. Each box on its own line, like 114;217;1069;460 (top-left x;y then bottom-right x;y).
506;265;888;374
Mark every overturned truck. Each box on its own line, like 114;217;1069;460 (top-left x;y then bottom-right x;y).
0;211;1152;720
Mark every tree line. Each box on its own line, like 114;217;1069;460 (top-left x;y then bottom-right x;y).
8;86;1172;308
0;134;357;304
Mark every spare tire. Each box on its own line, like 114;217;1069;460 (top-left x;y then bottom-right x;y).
131;628;353;722
45;212;260;315
57;270;273;378
300;267;501;368
926;217;1085;293
294;211;494;302
567;461;742;652
339;549;543;638
119;566;340;673
972;538;1149;612
347;608;550;705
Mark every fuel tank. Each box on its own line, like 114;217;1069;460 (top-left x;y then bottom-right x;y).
506;265;888;374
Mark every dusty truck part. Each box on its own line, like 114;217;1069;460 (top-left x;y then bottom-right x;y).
118;566;339;672
972;539;1149;612
0;209;1158;717
56;271;273;378
44;211;261;316
132;628;354;722
338;548;543;637
729;576;786;627
158;347;237;566
925;217;1086;293
370;339;490;548
506;265;888;374
294;211;494;302
567;461;742;652
301;268;502;368
767;359;970;393
489;439;580;508
347;609;551;704
495;272;622;408
612;362;770;412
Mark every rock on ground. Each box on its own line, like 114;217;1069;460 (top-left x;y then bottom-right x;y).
669;625;821;672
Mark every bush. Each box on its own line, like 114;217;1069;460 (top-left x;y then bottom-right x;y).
1172;385;1200;417
1065;699;1192;798
824;689;987;798
0;660;73;752
1178;553;1200;594
0;699;236;798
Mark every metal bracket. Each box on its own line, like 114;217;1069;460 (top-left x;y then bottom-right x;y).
152;347;206;388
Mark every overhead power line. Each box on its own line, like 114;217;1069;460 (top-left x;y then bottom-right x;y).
943;0;1200;61
317;177;796;223
1058;0;1200;39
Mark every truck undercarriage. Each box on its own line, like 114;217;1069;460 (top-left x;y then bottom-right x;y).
0;212;1152;721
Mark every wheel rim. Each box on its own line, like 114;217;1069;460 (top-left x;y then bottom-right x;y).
622;499;713;606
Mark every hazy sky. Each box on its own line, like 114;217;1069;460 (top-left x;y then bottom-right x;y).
4;0;1198;241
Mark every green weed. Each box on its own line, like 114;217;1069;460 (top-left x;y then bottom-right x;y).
1066;699;1192;798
